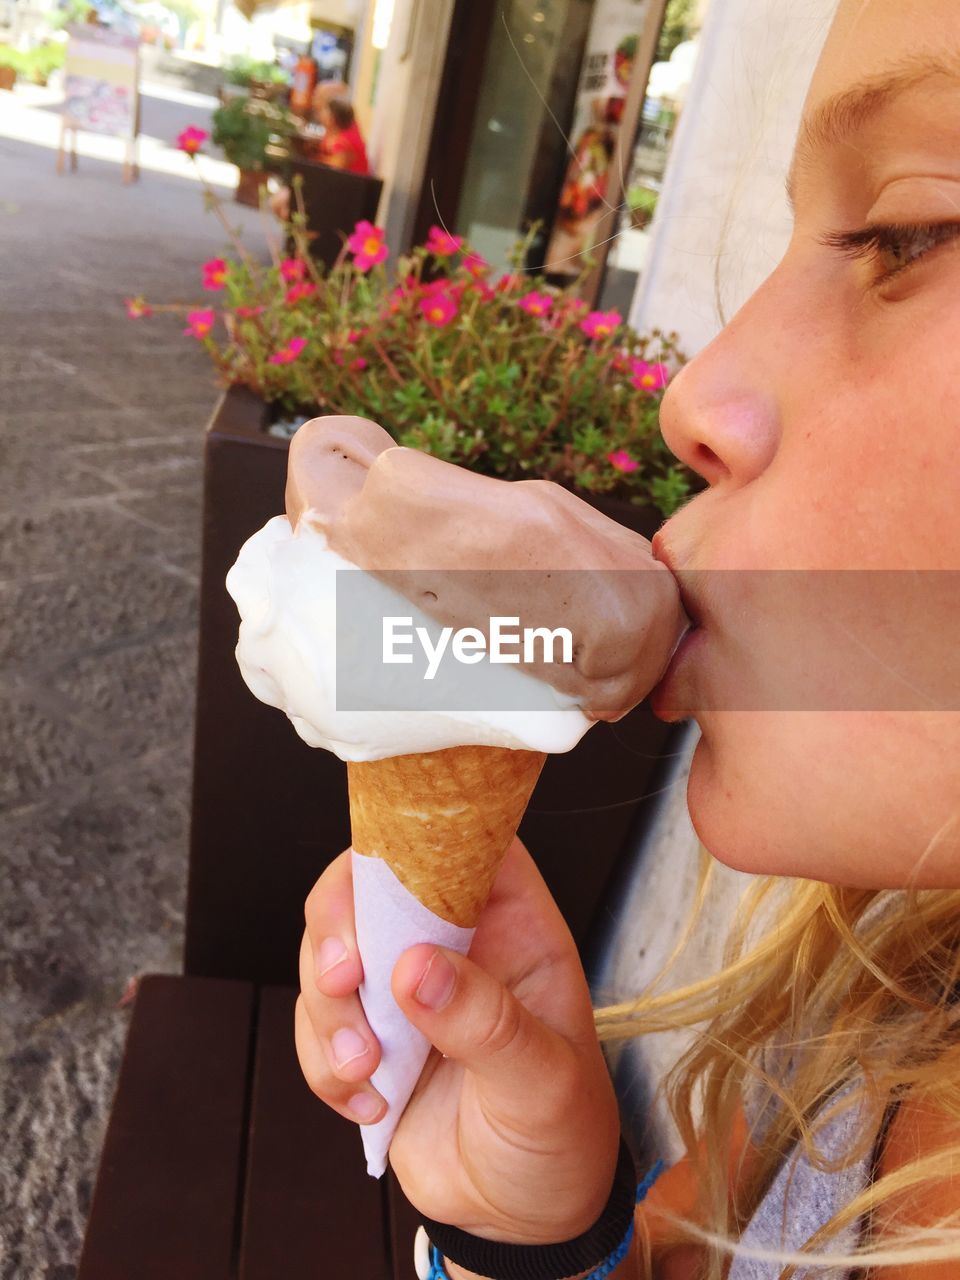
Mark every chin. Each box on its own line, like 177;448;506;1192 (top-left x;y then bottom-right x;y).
684;730;826;881
685;746;764;875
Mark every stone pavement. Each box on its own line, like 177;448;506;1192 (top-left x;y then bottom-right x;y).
0;100;267;1279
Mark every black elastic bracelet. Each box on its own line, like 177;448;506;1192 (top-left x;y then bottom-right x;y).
421;1138;636;1280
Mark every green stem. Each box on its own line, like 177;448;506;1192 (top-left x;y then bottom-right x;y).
192;155;263;286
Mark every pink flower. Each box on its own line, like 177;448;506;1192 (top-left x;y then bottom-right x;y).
496;274;522;293
629;359;670;392
419;291;458;327
124;296;151;319
425;225;463;257
347;220;389;271
177;126;207;156
347;327;368;343
235;305;264;319
333;351;368;371
386;276;416;312
608;450;639;473
422;277;466;303
202;258;228;290
581;308;622;341
184;308;215;339
285;282;317;304
462;252;489;278
558;297;588;323
279;258;306;282
517;291;553;318
269;336;307;365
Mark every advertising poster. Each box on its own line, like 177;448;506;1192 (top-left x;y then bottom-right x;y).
63;25;139;139
544;0;650;276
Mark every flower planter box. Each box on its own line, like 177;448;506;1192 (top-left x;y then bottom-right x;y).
187;385;683;985
0;65;16;91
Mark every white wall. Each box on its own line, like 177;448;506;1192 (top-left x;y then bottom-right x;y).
365;0;455;252
630;0;838;355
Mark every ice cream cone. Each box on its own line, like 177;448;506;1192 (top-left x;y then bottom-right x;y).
347;745;547;927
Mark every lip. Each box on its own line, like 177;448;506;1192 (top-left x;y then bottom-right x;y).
650;531;704;719
651;532;702;629
649;625;705;719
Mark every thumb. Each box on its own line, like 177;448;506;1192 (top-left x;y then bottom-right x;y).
392;944;574;1095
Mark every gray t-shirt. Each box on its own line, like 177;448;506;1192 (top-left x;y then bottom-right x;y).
728;1077;880;1279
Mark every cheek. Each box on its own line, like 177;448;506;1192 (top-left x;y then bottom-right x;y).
687;712;960;887
762;319;960;571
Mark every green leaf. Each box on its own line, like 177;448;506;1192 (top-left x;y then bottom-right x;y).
648;469;692;516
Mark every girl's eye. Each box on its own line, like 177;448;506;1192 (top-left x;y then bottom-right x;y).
820;220;960;286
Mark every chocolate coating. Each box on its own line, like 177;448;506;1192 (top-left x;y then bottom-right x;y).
285;416;687;721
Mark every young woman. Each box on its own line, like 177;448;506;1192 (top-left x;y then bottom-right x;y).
269;94;370;223
293;0;960;1274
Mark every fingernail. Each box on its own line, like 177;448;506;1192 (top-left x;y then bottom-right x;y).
331;1026;368;1070
349;1091;383;1122
414;950;456;1011
316;937;347;980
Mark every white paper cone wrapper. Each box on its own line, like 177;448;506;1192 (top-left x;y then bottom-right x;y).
351;850;475;1178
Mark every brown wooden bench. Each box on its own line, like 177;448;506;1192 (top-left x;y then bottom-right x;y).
76;391;682;1279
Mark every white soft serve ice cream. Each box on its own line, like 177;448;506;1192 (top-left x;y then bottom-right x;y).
226;513;594;760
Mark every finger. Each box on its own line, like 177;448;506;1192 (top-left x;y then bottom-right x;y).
469;840;597;1040
294;995;387;1125
392;944;589;1131
298;929;381;1084
304;848;363;997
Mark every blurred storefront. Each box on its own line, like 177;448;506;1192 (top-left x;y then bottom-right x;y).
210;0;709;305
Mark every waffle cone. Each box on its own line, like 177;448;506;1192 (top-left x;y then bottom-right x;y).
347;745;547;927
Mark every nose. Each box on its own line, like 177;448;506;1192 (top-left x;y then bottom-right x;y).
658;302;783;488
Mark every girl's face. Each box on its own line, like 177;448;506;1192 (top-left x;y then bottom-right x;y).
654;0;960;888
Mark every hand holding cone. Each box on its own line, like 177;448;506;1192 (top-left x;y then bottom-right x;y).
347;745;546;1174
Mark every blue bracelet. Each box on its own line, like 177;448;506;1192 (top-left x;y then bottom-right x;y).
425;1159;665;1280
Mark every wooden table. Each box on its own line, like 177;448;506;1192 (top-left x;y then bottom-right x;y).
77;975;420;1279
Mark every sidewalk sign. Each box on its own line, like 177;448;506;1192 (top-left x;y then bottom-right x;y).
58;23;141;183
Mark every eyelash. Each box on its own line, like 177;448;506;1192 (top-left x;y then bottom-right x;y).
820;220;960;286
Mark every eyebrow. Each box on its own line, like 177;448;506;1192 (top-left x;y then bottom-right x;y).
785;55;960;212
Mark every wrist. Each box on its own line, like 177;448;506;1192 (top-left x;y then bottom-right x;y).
441;1244;638;1280
443;1262;623;1280
443;1263;591;1280
419;1144;658;1280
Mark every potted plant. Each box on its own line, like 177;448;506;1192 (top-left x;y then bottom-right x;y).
128;134;695;972
223;54;289;101
20;42;66;86
0;46;21;91
211;96;291;206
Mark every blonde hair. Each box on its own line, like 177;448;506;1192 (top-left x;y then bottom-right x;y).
595;855;960;1276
